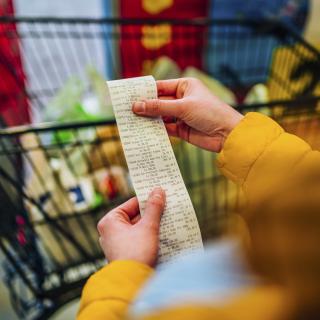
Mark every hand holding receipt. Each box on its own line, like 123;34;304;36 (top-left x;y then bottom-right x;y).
107;76;203;263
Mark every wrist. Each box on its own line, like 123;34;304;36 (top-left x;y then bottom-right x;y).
109;257;156;268
215;108;243;152
109;259;154;271
224;108;244;137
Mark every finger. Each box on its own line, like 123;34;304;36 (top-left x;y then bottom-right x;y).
165;123;179;136
163;116;176;123
140;187;166;230
173;120;222;149
187;129;224;152
158;78;193;99
116;197;140;219
132;98;183;118
156;79;180;96
165;123;223;151
158;95;175;100
97;197;139;235
131;214;141;224
165;122;189;141
156;96;176;122
175;120;191;142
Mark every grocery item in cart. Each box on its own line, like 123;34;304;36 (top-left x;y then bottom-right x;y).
243;83;271;116
43;77;85;123
86;66;114;120
243;83;269;105
25;160;98;221
90;125;126;171
25;158;131;265
57;160;98;212
44;67;113;125
21;132;72;219
93;166;132;200
148;56;181;80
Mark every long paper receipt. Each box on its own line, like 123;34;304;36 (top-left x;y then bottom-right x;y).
107;76;203;263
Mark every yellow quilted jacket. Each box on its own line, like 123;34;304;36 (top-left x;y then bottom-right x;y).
77;112;319;320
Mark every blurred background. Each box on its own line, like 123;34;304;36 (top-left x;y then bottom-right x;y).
0;0;319;319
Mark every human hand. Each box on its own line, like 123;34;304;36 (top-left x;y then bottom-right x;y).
132;78;243;152
97;187;166;267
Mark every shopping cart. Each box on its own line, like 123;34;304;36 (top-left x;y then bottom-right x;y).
0;17;319;319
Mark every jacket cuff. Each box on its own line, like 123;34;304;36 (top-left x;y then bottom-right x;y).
217;112;284;185
79;260;154;311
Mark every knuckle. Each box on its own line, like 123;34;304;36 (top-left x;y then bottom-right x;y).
149;223;160;233
182;77;196;84
185;77;202;89
145;220;160;233
97;219;105;235
189;77;200;84
177;78;193;98
175;101;186;115
157;82;166;95
149;99;161;114
148;196;164;208
97;212;112;234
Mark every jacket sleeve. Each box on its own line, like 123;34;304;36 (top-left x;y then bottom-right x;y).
77;260;153;320
217;112;319;204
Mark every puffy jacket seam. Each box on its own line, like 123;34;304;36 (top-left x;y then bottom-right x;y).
81;296;131;308
292;147;312;170
218;165;243;184
242;131;284;187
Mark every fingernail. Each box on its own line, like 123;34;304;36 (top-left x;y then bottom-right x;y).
133;101;145;113
151;187;164;199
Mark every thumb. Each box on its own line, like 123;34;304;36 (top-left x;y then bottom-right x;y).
132;99;183;118
141;187;166;230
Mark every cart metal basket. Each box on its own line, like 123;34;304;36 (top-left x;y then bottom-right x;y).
0;17;319;319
